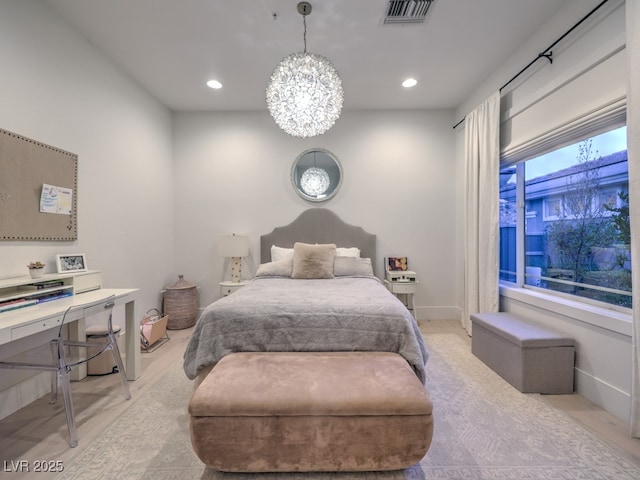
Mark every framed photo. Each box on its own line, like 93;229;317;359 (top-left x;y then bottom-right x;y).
385;256;408;272
56;253;87;273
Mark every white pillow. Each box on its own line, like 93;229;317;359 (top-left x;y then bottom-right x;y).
271;245;294;262
272;245;359;261
336;247;361;258
334;257;373;277
256;258;293;277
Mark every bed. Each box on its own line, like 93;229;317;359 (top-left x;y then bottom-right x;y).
182;208;429;384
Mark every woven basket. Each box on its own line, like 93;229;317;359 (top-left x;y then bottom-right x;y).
164;275;198;330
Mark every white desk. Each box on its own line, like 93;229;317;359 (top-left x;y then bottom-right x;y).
0;288;140;380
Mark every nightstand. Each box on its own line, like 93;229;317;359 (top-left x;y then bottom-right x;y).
384;279;418;316
220;281;248;297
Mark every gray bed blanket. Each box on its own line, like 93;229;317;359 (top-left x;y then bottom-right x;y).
183;276;429;383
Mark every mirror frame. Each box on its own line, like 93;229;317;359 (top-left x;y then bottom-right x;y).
290;148;343;203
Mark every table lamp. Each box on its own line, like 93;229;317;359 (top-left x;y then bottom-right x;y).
217;234;249;283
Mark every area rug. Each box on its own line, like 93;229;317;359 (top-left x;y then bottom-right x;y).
55;332;640;480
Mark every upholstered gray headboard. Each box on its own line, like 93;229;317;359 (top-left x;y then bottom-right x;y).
260;209;377;274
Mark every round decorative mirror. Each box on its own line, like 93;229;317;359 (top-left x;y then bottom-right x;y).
291;148;343;202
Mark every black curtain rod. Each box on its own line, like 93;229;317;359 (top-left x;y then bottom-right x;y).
452;0;609;130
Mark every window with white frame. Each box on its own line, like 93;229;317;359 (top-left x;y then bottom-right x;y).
499;125;631;309
543;196;563;221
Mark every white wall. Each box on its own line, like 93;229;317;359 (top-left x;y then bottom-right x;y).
0;0;459;419
1;0;630;426
455;0;633;422
172;109;458;319
0;0;175;308
0;1;174;415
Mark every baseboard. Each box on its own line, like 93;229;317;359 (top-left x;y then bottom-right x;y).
574;367;631;423
0;372;51;421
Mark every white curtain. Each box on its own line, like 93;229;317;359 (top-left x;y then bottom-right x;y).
462;91;501;335
627;0;640;439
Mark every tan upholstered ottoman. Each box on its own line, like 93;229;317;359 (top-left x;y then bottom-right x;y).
189;351;433;472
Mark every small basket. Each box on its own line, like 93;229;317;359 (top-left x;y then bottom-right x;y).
140;308;169;352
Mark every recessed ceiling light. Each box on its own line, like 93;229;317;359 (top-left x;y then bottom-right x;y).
402;78;418;88
206;79;223;89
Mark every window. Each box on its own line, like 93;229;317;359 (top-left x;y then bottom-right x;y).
499;126;631;309
543;196;563;221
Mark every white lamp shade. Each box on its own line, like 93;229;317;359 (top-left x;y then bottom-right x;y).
217;234;249;258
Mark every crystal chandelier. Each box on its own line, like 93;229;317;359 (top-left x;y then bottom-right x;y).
266;2;343;138
300;167;330;196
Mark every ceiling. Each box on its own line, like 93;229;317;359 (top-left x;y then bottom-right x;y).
43;0;571;112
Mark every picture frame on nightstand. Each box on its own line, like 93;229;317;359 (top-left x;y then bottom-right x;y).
384;257;416;283
385;256;408;272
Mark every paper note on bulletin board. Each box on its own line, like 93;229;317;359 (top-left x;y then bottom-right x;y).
0;128;78;241
40;184;73;215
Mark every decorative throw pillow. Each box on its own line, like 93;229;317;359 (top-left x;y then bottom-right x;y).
336;247;361;257
291;242;336;279
255;258;294;277
271;245;294;262
334;257;374;277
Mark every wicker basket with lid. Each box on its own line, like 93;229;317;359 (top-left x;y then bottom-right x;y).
164;275;198;330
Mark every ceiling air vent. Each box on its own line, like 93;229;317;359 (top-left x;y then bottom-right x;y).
384;0;434;24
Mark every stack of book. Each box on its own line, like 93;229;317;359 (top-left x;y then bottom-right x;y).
0;280;72;313
35;291;72;303
17;280;65;292
0;298;38;313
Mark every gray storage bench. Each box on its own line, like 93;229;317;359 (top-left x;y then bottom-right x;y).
470;312;575;394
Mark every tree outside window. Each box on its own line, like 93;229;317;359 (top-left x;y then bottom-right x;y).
499;126;631;308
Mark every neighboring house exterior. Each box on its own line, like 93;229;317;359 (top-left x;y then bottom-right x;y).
499;150;630;306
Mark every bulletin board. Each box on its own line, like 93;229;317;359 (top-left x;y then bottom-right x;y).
0;128;78;241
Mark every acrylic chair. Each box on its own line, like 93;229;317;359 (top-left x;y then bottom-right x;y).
0;294;131;447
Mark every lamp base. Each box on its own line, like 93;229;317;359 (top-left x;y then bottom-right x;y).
230;256;243;283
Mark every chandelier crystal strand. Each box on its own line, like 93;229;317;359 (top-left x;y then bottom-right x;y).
265;2;343;138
